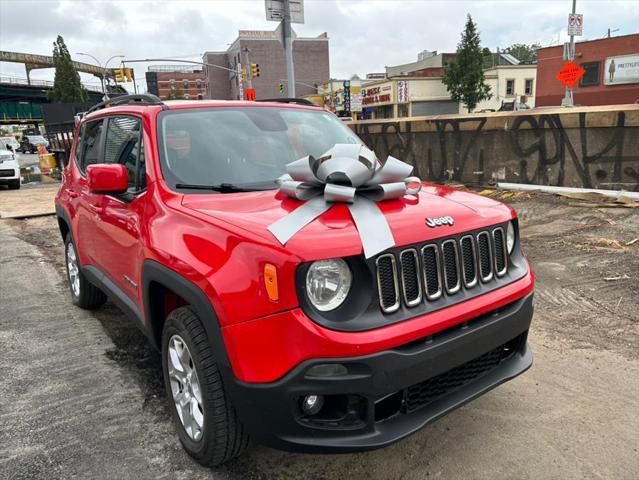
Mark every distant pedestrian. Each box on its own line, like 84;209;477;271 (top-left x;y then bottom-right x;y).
609;59;616;82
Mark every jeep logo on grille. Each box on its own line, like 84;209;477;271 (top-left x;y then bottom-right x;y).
425;216;454;228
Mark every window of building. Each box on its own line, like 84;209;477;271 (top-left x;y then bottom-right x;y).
195;79;202;89
103;116;145;192
182;79;189;89
525;79;534;95
197;93;203;100
398;104;409;118
184;93;191;100
169;79;176;90
506;79;515;96
580;61;600;87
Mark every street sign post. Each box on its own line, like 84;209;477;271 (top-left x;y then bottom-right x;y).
568;13;583;36
266;0;304;98
556;61;586;88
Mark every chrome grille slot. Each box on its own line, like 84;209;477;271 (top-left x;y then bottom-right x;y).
493;228;507;277
477;231;493;282
400;249;422;307
376;254;400;313
460;235;478;288
421;245;442;300
441;240;461;294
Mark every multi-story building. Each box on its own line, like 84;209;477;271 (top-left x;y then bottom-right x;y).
535;33;639;106
145;65;208;100
203;29;330;100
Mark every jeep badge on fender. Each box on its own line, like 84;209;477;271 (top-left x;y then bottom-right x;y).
425;216;454;227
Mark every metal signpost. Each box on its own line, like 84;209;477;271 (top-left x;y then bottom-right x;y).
562;1;583;106
266;0;304;98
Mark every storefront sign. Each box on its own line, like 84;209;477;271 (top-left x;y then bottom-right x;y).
604;54;639;85
397;80;409;103
361;82;394;106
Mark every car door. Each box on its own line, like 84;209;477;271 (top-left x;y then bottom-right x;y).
73;118;107;264
90;115;147;304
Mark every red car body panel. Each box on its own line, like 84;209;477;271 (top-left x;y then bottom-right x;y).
56;100;533;384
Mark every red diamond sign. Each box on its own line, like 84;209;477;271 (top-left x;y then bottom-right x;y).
556;61;586;88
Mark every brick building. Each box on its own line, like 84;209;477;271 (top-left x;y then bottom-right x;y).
203;29;330;100
145;65;208;100
535;33;639;106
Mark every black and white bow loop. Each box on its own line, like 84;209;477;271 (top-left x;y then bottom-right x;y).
269;144;422;258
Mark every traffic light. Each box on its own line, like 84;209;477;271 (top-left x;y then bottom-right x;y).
124;68;134;82
114;68;125;83
241;68;247;83
250;63;260;78
279;83;284;95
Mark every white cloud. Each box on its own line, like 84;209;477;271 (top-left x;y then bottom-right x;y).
0;0;637;91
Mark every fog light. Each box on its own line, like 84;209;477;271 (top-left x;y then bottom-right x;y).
302;395;324;415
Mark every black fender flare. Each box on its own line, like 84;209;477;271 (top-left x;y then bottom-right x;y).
141;260;233;375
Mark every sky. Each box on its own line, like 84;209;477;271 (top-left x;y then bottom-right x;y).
0;0;638;92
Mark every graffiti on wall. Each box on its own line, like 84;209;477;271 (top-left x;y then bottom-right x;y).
355;110;639;191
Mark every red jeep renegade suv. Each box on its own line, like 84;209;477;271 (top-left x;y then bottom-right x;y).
55;94;534;466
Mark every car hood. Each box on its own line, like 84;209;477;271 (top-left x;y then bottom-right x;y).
181;183;514;260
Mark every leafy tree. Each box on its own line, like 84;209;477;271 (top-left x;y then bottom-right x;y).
47;36;88;103
443;15;492;113
503;43;541;63
166;88;185;100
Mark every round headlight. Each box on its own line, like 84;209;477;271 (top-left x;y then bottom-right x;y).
305;259;352;311
506;221;516;254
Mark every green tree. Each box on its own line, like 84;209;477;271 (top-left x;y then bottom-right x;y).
503;43;541;63
443;14;492;113
47;36;88;103
166;88;185;100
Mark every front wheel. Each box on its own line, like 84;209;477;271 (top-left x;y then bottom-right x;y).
64;234;107;309
162;307;249;466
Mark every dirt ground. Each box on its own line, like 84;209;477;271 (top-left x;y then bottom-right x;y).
1;190;638;479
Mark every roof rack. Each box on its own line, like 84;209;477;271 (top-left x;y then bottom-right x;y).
255;98;319;107
87;94;167;114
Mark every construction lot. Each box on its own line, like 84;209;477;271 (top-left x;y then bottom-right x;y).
1;184;638;479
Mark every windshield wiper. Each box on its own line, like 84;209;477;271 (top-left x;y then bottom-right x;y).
175;183;250;193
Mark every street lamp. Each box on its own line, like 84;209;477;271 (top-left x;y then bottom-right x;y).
76;53;125;96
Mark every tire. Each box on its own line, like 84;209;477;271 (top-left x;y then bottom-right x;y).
8;179;20;190
64;233;107;309
162;306;249;466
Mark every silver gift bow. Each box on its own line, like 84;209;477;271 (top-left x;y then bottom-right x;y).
267;144;421;258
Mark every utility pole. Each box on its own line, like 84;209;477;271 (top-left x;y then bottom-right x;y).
243;47;253;90
562;0;577;107
283;0;295;97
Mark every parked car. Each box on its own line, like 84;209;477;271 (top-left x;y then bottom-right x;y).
19;134;49;153
498;101;531;111
0;147;20;189
55;94;534;467
0;136;20;152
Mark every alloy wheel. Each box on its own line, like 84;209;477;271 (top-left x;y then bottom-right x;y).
168;335;204;441
66;242;80;297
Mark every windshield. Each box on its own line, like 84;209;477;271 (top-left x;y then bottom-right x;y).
28;135;47;143
158;107;361;190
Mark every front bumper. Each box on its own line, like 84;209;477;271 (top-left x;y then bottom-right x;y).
227;292;534;453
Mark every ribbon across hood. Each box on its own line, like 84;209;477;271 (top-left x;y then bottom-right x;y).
267;144;421;258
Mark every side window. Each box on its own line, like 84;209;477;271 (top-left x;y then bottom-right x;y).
103;116;146;193
80;120;105;172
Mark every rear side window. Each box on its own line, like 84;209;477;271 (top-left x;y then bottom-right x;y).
103;116;146;193
79;119;105;172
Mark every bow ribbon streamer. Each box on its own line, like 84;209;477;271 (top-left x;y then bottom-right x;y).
267;144;421;258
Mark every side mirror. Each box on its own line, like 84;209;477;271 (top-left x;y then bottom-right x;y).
87;164;128;194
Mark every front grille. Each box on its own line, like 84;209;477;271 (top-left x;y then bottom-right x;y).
403;338;517;414
375;225;509;313
0;169;15;177
376;254;400;313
